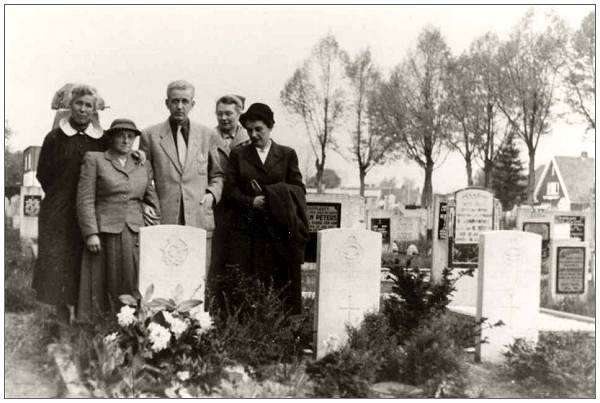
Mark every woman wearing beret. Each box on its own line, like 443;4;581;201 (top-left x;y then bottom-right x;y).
32;85;108;323
76;119;160;320
224;103;309;314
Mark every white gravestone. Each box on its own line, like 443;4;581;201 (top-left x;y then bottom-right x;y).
314;228;381;359
19;186;44;240
476;231;541;363
139;225;207;302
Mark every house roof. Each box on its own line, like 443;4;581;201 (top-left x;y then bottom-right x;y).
554;156;595;203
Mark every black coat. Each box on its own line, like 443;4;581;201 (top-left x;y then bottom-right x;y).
224;141;307;313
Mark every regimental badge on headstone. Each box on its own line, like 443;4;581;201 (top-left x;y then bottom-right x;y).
23;195;41;217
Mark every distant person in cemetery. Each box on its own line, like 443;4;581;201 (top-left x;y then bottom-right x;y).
76;119;160;320
225;102;309;314
139;80;224;270
32;84;107;324
209;94;250;308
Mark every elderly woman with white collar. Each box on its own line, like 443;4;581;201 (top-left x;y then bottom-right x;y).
32;84;111;323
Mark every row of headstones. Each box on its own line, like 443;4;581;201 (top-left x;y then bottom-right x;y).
136;223;539;363
431;192;593;307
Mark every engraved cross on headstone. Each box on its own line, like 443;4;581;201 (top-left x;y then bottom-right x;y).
338;295;361;323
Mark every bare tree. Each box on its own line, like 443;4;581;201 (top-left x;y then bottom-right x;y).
374;28;452;207
280;34;348;193
444;54;480;186
564;11;595;130
495;10;568;203
346;48;400;196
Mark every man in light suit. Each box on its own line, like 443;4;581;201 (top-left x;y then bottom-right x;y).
140;80;224;269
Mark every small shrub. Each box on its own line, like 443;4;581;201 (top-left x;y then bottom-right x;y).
210;267;309;379
503;331;595;398
305;347;377;397
399;314;468;396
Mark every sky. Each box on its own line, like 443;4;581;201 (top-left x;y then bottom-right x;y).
4;4;595;194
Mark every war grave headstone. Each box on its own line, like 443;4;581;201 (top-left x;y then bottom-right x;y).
476;231;541;363
314;228;381;359
448;187;495;307
19;186;44;241
549;239;590;303
138;225;207;302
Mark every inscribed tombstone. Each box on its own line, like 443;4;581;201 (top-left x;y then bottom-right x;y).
138;225;207;302
476;231;541;363
314;228;381;359
555;215;586;241
549;238;589;303
454;188;494;244
19;186;43;240
370;218;391;245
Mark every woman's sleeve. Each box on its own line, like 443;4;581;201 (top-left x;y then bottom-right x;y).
36;133;56;192
225;148;255;209
286;149;306;192
76;153;99;238
143;164;161;220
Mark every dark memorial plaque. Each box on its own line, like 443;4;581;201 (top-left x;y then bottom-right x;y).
555;215;585;241
438;201;448;239
305;202;341;263
523;222;550;259
556;247;586;294
23;195;42;217
371;218;390;244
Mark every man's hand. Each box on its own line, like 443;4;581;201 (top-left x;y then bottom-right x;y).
252;195;266;211
86;234;101;254
132;149;147;164
201;193;214;210
143;205;160;225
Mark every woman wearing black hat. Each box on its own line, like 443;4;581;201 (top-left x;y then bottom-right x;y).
76;119;160;320
224;103;309;315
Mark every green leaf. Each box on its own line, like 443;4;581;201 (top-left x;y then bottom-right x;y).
177;299;203;312
119;294;138;306
151;298;176;309
143;284;154;303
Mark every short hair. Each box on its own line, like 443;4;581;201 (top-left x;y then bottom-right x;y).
215;95;244;112
166;80;195;99
69;84;99;109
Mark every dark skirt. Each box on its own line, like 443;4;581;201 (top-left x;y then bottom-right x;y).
77;227;139;322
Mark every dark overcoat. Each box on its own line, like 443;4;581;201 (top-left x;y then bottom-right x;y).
224;141;308;313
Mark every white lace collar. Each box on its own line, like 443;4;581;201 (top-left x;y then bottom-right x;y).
59;117;104;139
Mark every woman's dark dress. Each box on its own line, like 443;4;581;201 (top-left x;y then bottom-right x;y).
32;127;105;306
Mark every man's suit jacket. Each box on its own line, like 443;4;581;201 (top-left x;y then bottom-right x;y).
77;151;160;238
140;120;224;234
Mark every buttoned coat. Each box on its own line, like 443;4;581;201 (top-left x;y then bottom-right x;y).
140;120;224;234
77;151;160;238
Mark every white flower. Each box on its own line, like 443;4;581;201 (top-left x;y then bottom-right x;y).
323;334;340;353
147;322;171;352
103;332;118;345
116;305;137;327
176;371;190;381
162;311;189;339
192;309;213;333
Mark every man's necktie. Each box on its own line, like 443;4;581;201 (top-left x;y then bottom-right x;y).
176;125;187;166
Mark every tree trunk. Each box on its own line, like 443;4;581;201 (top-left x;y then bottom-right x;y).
465;157;473;186
315;159;324;194
483;160;493;189
420;160;434;207
359;168;366;197
527;149;536;204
